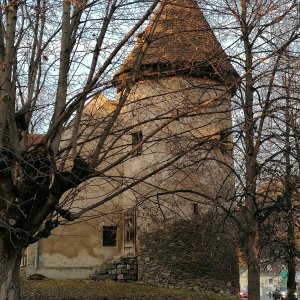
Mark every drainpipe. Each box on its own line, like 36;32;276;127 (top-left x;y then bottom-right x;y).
34;241;40;269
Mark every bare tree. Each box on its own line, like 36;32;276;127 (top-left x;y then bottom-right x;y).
8;1;300;300
0;1;167;298
0;0;240;299
263;54;300;300
201;1;300;299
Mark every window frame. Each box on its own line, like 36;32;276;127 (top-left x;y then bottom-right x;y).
124;210;136;246
102;225;117;247
131;131;143;156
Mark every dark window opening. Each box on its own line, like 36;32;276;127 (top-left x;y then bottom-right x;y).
220;145;228;154
132;131;143;156
220;131;228;142
103;226;117;247
192;203;199;215
175;108;180;121
220;131;229;154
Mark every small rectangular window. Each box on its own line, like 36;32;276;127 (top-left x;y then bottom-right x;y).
220;131;231;154
192;203;199;215
103;226;117;247
132;131;143;156
220;131;228;142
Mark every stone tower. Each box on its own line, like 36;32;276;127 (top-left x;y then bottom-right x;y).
25;0;240;293
114;0;240;293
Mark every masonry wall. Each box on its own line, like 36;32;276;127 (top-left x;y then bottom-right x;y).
137;216;239;295
26;97;127;279
123;76;235;225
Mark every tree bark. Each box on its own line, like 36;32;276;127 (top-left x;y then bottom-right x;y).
240;0;261;295
0;243;22;300
284;95;296;300
247;219;260;300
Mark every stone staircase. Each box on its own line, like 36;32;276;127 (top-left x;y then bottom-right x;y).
89;256;137;282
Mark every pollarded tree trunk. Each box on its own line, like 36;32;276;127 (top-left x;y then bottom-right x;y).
0;242;23;300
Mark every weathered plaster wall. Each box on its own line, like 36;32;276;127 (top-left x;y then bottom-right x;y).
27;96;128;279
138;216;239;294
123;76;235;226
26;198;125;279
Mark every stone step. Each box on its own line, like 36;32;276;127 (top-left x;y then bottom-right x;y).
92;269;107;275
105;263;116;270
89;273;117;281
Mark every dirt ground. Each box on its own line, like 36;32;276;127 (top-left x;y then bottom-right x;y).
21;279;236;300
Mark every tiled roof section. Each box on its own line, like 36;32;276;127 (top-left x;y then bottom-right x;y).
115;0;239;84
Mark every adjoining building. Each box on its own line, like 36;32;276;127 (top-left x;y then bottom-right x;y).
26;0;240;293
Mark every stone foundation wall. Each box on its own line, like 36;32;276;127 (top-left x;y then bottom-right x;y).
137;216;239;295
107;256;138;282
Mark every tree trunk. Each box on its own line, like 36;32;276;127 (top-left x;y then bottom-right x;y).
247;219;260;300
286;192;296;300
287;254;296;300
285;94;296;300
245;161;260;300
0;243;22;300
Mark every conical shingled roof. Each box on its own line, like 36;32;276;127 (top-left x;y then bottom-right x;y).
115;0;239;85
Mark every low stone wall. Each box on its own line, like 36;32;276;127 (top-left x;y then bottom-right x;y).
107;256;138;282
137;216;239;295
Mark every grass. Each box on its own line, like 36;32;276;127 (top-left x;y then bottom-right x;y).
21;279;238;300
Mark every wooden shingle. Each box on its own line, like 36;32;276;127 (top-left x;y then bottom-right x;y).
115;0;239;85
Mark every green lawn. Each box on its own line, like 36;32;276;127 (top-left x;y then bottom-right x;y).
21;279;237;300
